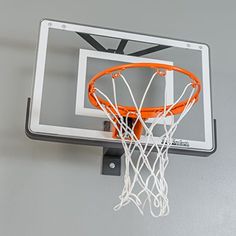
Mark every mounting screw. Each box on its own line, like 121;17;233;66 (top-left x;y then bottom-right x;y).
109;162;116;169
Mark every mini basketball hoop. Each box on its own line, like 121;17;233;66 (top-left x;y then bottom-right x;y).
88;62;201;217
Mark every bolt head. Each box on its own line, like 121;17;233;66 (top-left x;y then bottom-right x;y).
109;162;116;169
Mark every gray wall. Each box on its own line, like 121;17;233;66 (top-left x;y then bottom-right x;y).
0;0;235;235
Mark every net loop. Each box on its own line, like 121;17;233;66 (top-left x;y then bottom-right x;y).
112;71;122;79
156;68;166;77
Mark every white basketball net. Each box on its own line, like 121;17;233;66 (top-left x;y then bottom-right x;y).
92;68;197;217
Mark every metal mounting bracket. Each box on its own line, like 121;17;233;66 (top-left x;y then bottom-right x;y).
102;121;123;176
102;147;123;176
76;32;171;56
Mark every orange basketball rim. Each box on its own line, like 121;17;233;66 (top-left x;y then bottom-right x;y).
88;62;201;139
